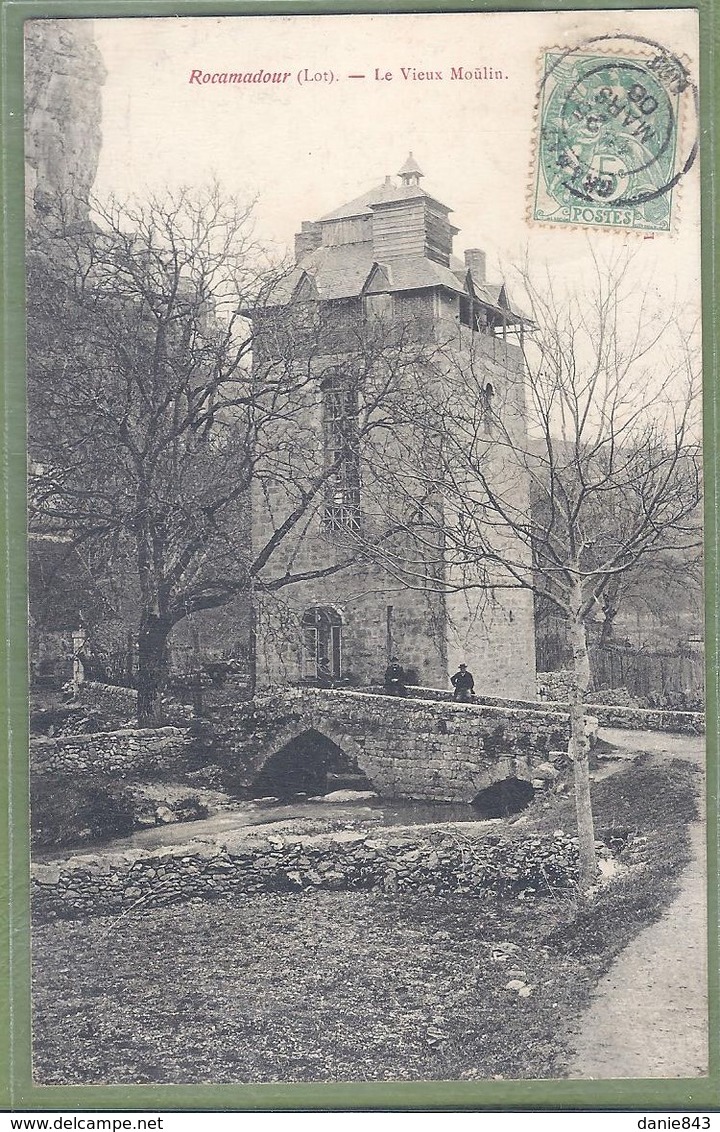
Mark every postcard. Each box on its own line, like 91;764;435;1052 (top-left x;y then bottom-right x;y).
16;5;713;1101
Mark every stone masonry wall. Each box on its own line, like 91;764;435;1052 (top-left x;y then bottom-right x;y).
254;559;450;690
30;726;190;777
77;680;138;721
28;686;570;802
583;703;705;735
32;825;581;921
463;587;537;701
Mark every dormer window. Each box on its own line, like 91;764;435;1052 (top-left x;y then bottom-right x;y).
364;292;392;323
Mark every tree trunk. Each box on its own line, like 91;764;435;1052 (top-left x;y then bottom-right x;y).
137;614;171;726
247;593;257;699
191;623;203;717
568;602;598;890
598;576;622;646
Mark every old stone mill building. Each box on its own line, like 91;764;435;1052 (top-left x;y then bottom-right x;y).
25;19;537;716
249;156;537;700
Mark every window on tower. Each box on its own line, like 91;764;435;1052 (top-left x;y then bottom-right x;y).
321;369;361;533
301;606;343;680
482;381;495;429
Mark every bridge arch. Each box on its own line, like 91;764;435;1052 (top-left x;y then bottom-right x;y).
251;716;377;795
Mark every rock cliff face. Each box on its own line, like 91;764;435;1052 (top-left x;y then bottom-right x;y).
24;18;106;222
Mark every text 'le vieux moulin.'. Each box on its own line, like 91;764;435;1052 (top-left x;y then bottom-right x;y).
187;65;507;86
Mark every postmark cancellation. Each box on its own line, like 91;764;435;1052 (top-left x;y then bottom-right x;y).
531;35;698;232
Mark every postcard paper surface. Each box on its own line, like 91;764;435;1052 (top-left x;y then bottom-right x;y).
25;10;707;1087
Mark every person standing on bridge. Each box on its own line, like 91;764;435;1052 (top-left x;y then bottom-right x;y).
384;657;407;696
451;663;475;702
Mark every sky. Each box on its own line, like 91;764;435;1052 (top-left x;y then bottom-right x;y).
90;9;702;308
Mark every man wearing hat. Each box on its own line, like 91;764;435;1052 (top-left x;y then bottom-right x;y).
451;663;475;702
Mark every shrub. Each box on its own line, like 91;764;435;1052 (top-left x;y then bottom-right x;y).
31;774;136;849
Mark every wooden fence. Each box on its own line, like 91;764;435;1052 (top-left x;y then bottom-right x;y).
588;646;705;709
537;635;705;709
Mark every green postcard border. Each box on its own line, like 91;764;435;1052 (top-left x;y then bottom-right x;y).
1;0;718;1112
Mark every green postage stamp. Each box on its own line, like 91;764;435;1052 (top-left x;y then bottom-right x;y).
532;34;698;231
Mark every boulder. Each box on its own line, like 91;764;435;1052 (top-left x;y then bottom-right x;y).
533;761;559;781
155;805;177;825
316;789;378;804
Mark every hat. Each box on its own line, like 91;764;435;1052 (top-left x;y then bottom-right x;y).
459;663;467;669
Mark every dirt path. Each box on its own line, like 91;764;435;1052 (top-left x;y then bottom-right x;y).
568;728;708;1079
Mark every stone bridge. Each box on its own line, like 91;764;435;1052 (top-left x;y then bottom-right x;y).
237;687;571;804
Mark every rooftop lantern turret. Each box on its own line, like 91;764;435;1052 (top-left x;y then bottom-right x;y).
398;152;424;188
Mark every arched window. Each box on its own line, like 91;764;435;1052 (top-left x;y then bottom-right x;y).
302;606;343;680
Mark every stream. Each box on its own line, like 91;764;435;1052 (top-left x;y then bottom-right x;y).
111;795;494;850
36;794;496;861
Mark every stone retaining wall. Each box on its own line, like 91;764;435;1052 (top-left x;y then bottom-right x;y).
32;826;580;921
78;680;138;720
30;726;190;777
585;703;705;735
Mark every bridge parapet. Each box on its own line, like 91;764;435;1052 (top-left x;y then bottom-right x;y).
251;686;570;803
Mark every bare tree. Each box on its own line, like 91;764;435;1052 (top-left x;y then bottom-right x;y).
381;250;703;888
27;187;431;722
592;541;703;649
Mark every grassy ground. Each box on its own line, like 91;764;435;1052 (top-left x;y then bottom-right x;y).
31;752;702;1085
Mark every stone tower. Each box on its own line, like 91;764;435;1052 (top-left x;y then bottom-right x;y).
250;157;537;699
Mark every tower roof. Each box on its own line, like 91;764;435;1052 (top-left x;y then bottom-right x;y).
317;179;410;223
279;160;525;321
398;152;424;180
